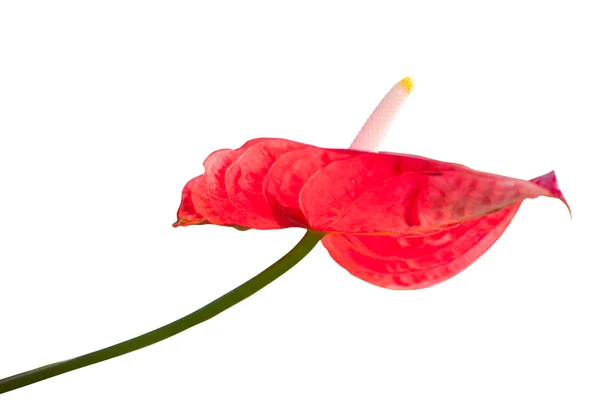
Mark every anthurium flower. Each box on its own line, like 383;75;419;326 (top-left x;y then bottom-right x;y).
174;77;569;289
0;77;569;394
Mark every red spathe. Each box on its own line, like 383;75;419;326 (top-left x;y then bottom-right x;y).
174;138;569;289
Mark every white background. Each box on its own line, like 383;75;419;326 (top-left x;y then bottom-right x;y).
1;1;598;399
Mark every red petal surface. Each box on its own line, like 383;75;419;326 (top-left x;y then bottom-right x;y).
263;146;357;226
224;139;307;228
175;138;314;228
176;139;567;234
321;172;567;289
175;139;568;289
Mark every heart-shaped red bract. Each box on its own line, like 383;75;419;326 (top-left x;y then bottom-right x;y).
174;138;569;289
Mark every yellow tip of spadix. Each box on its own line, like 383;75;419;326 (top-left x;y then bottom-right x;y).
399;76;414;94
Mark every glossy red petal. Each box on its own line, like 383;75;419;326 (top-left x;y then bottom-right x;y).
176;139;568;234
322;204;519;289
174;151;233;227
224;139;307;228
299;152;555;234
321;172;568;289
263;146;357;226
174;140;268;227
175;138;319;229
174;172;229;226
293;151;464;231
173;176;208;227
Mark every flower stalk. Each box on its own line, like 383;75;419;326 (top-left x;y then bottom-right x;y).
0;229;324;394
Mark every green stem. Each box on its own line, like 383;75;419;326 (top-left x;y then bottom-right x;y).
0;229;324;395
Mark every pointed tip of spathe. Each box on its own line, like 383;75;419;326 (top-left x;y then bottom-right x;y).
532;170;572;219
545;170;572;219
563;197;573;220
558;193;573;220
